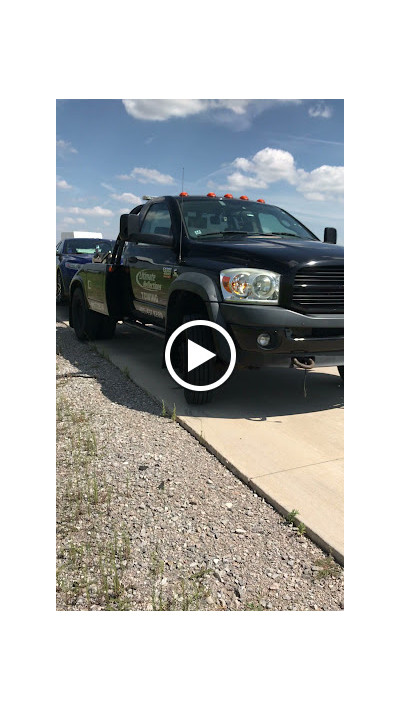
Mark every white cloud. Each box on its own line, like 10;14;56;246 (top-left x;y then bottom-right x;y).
122;99;302;124
57;205;113;217
308;103;333;119
296;165;343;201
215;99;251;115
123;99;208;121
116;168;174;184
56;178;72;189
63;217;86;225
131;167;175;185
226;148;297;190
220;146;343;202
101;182;115;191
224;171;267;190
111;192;142;205
56;139;78;155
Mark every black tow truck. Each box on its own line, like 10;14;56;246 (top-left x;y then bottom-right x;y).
69;193;344;404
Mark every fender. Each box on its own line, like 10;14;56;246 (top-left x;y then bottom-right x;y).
165;272;231;363
168;272;220;304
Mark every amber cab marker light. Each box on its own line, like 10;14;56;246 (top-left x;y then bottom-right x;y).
207;192;216;197
257;198;265;203
239;195;249;200
224;193;233;199
179;192;188;197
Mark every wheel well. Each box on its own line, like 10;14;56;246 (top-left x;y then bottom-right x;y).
165;291;209;339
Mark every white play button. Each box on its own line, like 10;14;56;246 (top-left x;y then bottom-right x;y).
165;319;236;393
187;339;216;372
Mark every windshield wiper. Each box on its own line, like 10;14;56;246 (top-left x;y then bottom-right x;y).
267;232;299;237
198;230;260;239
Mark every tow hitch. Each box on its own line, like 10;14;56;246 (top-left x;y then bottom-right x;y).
291;356;315;370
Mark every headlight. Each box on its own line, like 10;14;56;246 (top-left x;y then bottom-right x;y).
220;268;280;304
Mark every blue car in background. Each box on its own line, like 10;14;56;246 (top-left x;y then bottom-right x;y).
56;235;114;303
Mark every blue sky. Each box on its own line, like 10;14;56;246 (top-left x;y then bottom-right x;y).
56;99;344;243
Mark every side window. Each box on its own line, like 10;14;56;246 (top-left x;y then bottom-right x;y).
140;204;172;237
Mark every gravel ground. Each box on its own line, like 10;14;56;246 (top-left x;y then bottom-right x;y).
56;319;344;611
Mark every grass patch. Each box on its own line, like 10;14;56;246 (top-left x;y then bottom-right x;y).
149;552;212;611
122;366;132;381
313;554;341;579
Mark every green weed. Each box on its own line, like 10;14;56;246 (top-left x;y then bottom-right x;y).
286;509;299;525
313;554;341;579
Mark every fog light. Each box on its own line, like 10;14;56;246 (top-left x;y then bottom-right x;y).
257;333;271;348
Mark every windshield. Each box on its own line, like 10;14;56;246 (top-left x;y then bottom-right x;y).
181;199;317;241
64;239;113;254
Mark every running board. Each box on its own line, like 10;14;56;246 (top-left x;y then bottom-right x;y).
122;319;165;340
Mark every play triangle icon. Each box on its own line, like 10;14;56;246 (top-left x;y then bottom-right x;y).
187;339;216;372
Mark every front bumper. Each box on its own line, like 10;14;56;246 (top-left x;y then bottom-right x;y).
217;303;344;367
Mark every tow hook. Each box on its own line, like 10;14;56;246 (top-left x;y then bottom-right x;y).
291;356;315;370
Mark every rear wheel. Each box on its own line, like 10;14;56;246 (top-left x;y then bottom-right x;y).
180;313;216;405
71;287;100;341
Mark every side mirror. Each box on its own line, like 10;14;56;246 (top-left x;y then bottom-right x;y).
127;213;141;239
324;227;337;244
119;213;140;241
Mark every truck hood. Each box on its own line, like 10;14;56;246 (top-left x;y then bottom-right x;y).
184;237;344;274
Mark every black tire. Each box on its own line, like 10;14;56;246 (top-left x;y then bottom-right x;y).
71;287;101;341
98;315;117;339
180;313;216;405
56;270;65;304
338;365;344;380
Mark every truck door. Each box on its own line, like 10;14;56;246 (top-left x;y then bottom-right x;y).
123;201;177;325
85;263;109;314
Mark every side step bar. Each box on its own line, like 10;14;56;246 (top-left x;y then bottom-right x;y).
122;318;165;340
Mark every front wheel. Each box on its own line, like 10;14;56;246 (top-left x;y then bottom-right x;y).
180;313;217;405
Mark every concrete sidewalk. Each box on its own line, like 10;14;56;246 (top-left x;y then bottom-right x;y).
57;308;344;563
